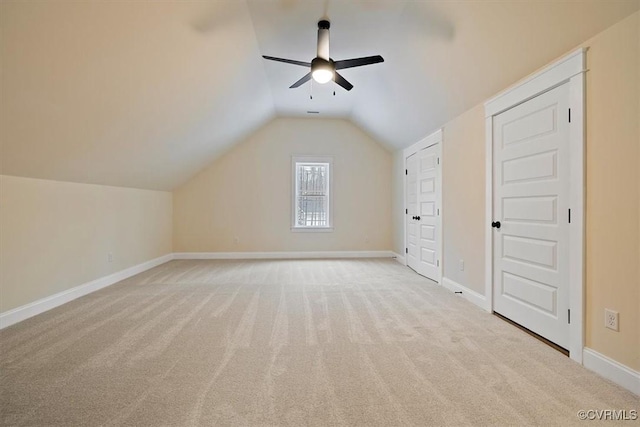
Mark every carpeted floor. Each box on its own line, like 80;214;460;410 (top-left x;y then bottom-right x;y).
1;259;637;426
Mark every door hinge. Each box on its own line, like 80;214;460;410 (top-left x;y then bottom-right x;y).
437;260;440;267
405;169;408;175
437;208;440;216
406;208;408;214
568;108;571;123
437;157;440;165
568;208;571;224
568;309;571;324
405;248;408;254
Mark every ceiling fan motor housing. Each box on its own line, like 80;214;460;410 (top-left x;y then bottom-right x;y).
311;57;334;72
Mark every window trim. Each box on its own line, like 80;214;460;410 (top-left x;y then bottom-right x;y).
291;155;334;232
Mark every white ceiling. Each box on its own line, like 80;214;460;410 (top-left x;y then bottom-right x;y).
1;0;638;190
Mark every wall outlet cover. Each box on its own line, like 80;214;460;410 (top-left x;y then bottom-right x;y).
605;309;619;331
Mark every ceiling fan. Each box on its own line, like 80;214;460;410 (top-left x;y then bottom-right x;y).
262;20;384;92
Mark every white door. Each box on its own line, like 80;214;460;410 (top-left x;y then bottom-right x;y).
492;83;570;349
406;153;419;270
406;144;441;282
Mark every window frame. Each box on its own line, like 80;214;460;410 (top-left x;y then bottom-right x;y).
291;155;334;232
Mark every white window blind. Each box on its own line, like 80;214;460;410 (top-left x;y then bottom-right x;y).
292;158;332;229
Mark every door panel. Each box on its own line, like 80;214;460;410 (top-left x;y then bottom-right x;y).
493;83;570;349
503;196;557;223
502;272;557;314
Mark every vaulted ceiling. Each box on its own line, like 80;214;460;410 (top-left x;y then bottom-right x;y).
2;0;638;190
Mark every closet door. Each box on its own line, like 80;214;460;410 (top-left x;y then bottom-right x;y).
406;142;441;283
492;83;570;349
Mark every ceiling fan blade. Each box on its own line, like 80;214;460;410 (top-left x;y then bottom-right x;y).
334;72;353;91
263;56;311;67
334;55;384;70
290;72;312;89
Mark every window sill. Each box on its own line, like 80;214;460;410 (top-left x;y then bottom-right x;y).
291;227;334;233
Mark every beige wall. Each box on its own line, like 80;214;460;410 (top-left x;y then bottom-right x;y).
173;118;392;253
391;11;640;370
0;175;173;312
441;105;487;295
583;11;639;371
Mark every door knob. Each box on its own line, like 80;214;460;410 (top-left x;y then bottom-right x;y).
491;221;501;229
416;216;421;221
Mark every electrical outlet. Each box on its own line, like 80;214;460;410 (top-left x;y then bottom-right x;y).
459;259;464;271
605;309;619;331
108;252;114;263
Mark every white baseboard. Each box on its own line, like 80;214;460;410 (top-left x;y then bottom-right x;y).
0;253;174;329
442;277;490;312
583;348;640;395
391;252;406;266
173;251;395;260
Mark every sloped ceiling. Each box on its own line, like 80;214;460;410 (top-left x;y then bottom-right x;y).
1;0;638;190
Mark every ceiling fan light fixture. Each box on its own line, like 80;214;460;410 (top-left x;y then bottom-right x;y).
312;68;333;84
311;57;334;84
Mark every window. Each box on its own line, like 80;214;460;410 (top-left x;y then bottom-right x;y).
292;156;333;231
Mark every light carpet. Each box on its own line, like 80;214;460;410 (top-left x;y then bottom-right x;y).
1;259;637;426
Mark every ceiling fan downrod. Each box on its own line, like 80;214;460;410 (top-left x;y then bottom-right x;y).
317;20;330;60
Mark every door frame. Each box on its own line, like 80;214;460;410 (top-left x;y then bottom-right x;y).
484;48;586;363
403;129;443;283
